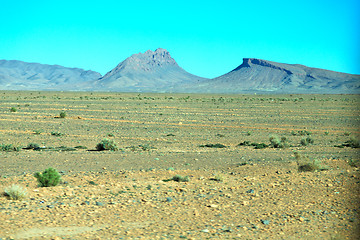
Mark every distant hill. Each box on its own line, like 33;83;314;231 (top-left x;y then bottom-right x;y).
88;48;208;92
0;60;101;90
0;52;359;93
183;58;360;94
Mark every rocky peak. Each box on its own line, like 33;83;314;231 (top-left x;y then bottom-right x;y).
123;48;178;71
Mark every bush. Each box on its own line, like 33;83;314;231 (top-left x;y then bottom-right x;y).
4;184;27;200
10;107;17;112
344;137;360;148
295;152;327;172
96;138;119;151
26;143;40;150
0;144;21;152
164;175;190;182
335;137;360;148
199;143;227;148
300;137;314;146
292;130;312;136
171;175;190;182
34;168;62;187
59;111;66;118
269;135;288;148
51;131;63;136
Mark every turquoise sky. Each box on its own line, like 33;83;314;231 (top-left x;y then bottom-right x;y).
1;0;359;78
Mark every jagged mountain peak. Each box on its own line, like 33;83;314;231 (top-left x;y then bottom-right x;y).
123;48;177;70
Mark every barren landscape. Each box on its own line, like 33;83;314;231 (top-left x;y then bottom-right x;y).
0;91;359;239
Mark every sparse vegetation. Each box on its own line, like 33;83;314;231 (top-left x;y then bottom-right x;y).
238;141;268;149
0;143;21;152
4;184;27;200
164;174;190;182
59;111;66;118
34;168;62;187
96;138;119;151
300;137;314;146
347;159;360;168
25;143;40;150
210;174;224;182
74;145;88;149
51;131;63;136
269;135;289;148
335;137;360;148
292;130;312;136
199;143;227;148
295;152;328;172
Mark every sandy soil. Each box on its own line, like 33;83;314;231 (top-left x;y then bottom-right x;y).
0;92;359;239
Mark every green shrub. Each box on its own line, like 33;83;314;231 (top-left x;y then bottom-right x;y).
171;175;190;182
253;143;268;149
4;184;27;200
164;175;190;182
34;168;61;187
26;143;40;150
344;137;360;148
59;111;66;118
51;131;63;136
292;130;312;136
10;107;17;112
0;144;21;152
199;143;227;148
300;137;314;146
335;137;360;148
295;152;327;172
96;138;119;151
269;135;288;148
238;141;268;149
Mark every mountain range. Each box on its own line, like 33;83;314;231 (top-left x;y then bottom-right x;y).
1;49;359;93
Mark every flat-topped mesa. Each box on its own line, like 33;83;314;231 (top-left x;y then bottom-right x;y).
233;58;293;75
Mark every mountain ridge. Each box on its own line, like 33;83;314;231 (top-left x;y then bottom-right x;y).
187;58;360;94
0;59;101;90
0;51;359;93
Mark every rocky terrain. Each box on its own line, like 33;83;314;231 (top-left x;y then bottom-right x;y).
0;91;359;239
1;49;359;93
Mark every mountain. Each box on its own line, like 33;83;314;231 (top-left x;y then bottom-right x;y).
89;48;208;92
0;60;101;90
183;58;360;94
0;53;359;93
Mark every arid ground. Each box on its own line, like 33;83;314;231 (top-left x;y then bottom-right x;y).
0;91;359;239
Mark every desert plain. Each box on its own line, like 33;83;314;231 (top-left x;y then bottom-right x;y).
0;91;359;239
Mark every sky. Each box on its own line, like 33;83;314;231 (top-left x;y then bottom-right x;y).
0;0;359;78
